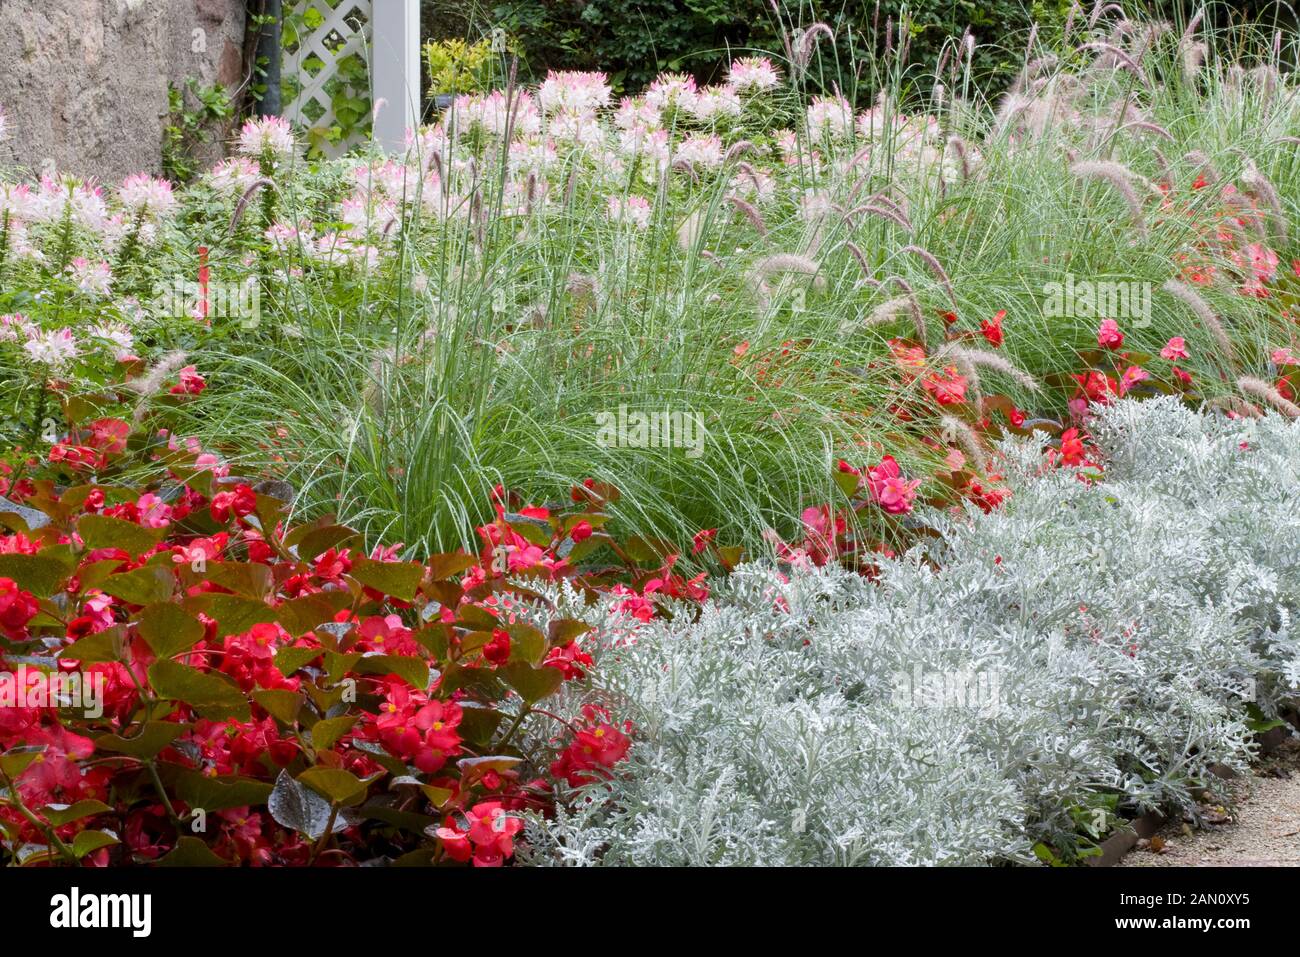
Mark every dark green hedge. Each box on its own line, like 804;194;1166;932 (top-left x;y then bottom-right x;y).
490;1;1071;92
421;2;1295;100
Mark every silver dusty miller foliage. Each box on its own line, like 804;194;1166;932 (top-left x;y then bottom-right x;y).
518;398;1300;866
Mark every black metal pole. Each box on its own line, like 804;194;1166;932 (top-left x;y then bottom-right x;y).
255;0;283;117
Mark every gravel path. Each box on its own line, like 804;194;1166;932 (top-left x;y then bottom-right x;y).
1121;738;1300;867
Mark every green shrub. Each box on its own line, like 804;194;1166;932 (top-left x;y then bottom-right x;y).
488;0;1073;94
478;2;1299;99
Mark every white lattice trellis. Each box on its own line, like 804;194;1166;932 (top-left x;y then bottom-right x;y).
282;0;420;157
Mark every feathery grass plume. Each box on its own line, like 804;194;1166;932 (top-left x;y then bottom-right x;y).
1023;94;1073;142
723;140;757;163
862;190;913;229
897;17;913;65
938;413;989;472
1063;1;1079;44
1078;42;1150;87
1107;97;1147;133
848;144;876;172
943;344;1040;392
1225;65;1245;98
1207;395;1262;418
1153;148;1172;186
1051;71;1086;99
727;196;768;236
799;195;833;259
1019;73;1047;99
677;211;702;251
671;157;700;184
124;349;188;397
1180;40;1207;83
936;346;984;409
947;136;972;179
1108;17;1134;42
1221;191;1267;240
901;245;958;309
1237;376;1300;418
753;253;825;290
735;161;766;198
993;93;1031;137
1241;162;1288;245
849;203;912;232
867;191;910;219
793;23;835;73
524;171;537;216
885;276;927;348
469;189;485;246
845;176;874;206
364;346;398;415
1069;160;1148;234
845;168;882;207
1250;65;1280;101
1180;7;1204;45
1162;279;1236;370
1003;64;1034;101
1182;150;1219;185
843;240;871;277
224;179;275;238
1129;20;1171;58
125;350;189;422
1214;210;1252;249
866;296;913;327
1094;1;1126;26
429;150;444;189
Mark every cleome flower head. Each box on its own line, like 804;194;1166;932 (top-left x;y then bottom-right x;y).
237;115;295;159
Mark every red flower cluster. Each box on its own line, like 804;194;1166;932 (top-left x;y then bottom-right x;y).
550;705;633;787
0;577;38;638
0;421;648;868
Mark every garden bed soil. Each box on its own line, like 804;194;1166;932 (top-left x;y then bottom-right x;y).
1117;736;1300;867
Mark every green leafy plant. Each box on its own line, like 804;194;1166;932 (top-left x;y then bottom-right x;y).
162;81;233;184
424;37;499;98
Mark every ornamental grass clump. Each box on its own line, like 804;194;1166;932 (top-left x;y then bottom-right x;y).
5;8;1300;558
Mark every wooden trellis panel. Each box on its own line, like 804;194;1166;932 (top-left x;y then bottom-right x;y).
282;0;373;157
282;0;419;156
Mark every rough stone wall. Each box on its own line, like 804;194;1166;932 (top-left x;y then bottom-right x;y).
0;0;246;181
